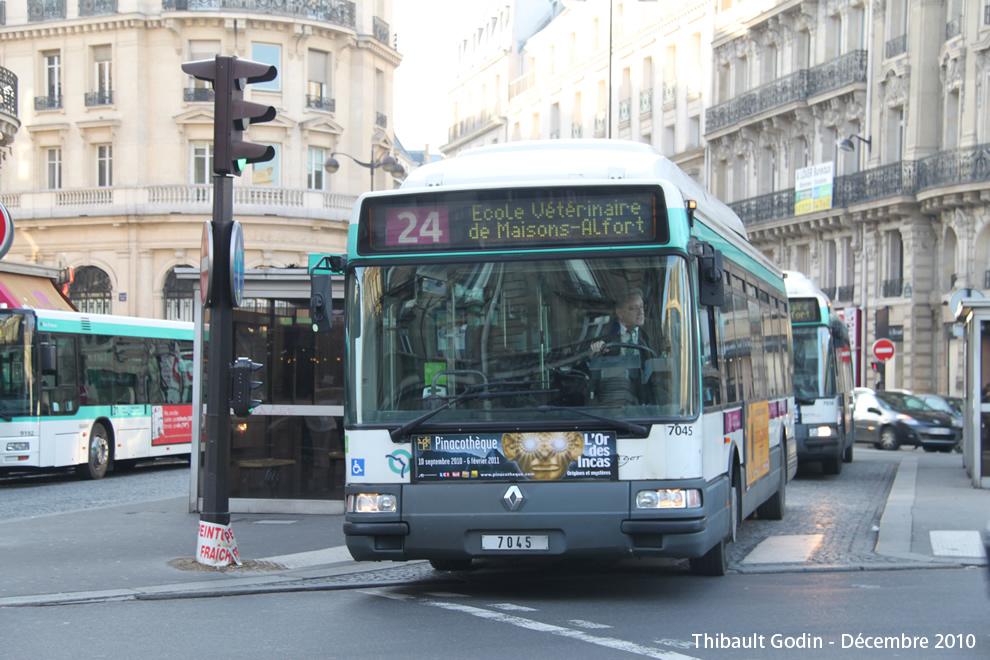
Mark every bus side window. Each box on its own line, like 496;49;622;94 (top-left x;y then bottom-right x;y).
699;306;721;406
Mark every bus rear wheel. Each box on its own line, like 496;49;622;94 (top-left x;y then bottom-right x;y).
77;423;110;480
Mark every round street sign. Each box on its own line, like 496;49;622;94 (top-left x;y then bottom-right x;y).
872;338;895;362
0;202;15;260
200;222;213;307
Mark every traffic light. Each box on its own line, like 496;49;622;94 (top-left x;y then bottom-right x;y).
230;357;263;417
310;273;333;334
181;55;277;176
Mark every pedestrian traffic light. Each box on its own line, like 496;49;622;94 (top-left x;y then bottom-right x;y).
310;273;333;334
230;357;263;417
181;55;277;176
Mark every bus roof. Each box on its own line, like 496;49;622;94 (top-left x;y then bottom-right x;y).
399;139;748;239
27;308;193;340
783;270;830;302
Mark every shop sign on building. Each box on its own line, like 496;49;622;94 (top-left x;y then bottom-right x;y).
794;162;834;215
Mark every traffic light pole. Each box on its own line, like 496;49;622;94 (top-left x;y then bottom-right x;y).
201;174;234;526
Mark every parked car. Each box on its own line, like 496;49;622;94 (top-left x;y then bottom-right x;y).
852;389;961;451
916;393;964;419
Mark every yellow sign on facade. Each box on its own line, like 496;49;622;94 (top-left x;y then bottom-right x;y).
746;401;770;485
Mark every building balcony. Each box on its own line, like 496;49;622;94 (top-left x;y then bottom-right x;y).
571;122;582;138
84;90;113;107
375;111;387;128
729;188;794;226
705;69;807;133
881;278;904;298
305;95;335;112
0;66;18;147
807;50;867;98
618;98;631;125
184;87;215;103
917;143;990;192
662;81;676;106
79;0;117;17
161;0;356;30
508;70;535;99
945;17;961;41
594;111;606;137
447;103;502;142
34;95;62;111
640;88;652;116
0;184;358;223
373;16;389;44
885;34;907;59
28;0;65;22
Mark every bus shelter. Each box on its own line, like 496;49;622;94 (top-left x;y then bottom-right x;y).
178;267;345;514
955;297;990;489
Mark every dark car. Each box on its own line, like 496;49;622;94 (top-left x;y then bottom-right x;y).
852;389;960;451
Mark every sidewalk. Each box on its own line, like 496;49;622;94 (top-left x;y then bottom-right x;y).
2;449;987;608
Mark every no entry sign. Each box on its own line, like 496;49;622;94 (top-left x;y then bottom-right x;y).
872;338;895;362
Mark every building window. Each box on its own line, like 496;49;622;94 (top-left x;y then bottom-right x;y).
886;106;905;163
308;147;325;190
69;266;112;315
93;44;112;100
307;49;331;110
97;145;112;187
37;50;62;110
252;145;280;187
164;267;195;322
192;142;212;184
250;43;281;92
47;148;62;189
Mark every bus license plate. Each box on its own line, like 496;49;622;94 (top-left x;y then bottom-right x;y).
481;534;549;551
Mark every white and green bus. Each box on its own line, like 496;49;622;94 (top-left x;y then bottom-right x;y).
0;308;194;479
328;140;796;576
784;270;855;473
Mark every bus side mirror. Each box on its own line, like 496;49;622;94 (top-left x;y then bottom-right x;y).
310;274;334;334
697;244;724;307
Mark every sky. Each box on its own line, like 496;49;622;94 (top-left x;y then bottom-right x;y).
392;1;489;154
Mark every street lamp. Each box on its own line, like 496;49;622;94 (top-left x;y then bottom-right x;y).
324;131;405;191
838;134;871;152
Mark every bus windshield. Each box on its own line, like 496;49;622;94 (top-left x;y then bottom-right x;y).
0;312;33;418
791;325;835;399
351;254;697;425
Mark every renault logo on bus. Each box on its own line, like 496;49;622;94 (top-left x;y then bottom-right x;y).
502;485;524;511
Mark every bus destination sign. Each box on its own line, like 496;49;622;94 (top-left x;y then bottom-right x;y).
359;185;666;254
788;297;821;323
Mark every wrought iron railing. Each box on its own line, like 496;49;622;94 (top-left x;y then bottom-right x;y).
984;270;990;289
28;0;65;21
161;0;356;29
705;69;807;132
835;285;854;302
662;81;676;105
79;0;117;16
508;70;535;98
305;95;335;112
0;1;6;25
985;4;990;25
34;95;62;111
594;112;606;137
945;18;961;40
917;143;990;190
881;278;903;298
549;130;560;139
640;88;652;116
885;34;907;59
375;111;387;128
618;98;631;124
0;67;17;118
729;188;794;226
571;122;582;138
807;50;867;97
834;161;917;207
84;91;113;106
447;103;500;141
373;16;389;44
184;87;215;103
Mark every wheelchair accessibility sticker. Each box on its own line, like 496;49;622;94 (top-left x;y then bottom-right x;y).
350;458;365;477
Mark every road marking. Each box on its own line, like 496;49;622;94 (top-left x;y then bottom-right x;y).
929;530;984;557
491;603;538;611
569;619;613;629
654;639;698;650
423;599;700;659
358;589;414;601
741;534;823;564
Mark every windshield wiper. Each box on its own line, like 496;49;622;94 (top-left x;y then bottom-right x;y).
389;380;556;442
532;405;648;436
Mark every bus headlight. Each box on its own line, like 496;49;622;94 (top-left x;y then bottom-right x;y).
809;426;834;437
346;493;397;513
636;489;702;509
6;442;29;451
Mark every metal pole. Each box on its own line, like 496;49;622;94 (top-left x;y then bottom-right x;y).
201;174;234;526
370;139;375;192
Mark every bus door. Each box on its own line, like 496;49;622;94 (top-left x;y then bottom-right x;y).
39;335;81;417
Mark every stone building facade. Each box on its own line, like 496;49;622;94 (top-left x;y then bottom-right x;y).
0;0;402;321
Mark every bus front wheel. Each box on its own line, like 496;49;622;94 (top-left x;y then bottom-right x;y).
78;423;110;480
690;478;738;577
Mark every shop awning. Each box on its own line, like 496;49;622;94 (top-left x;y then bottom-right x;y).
0;271;75;311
